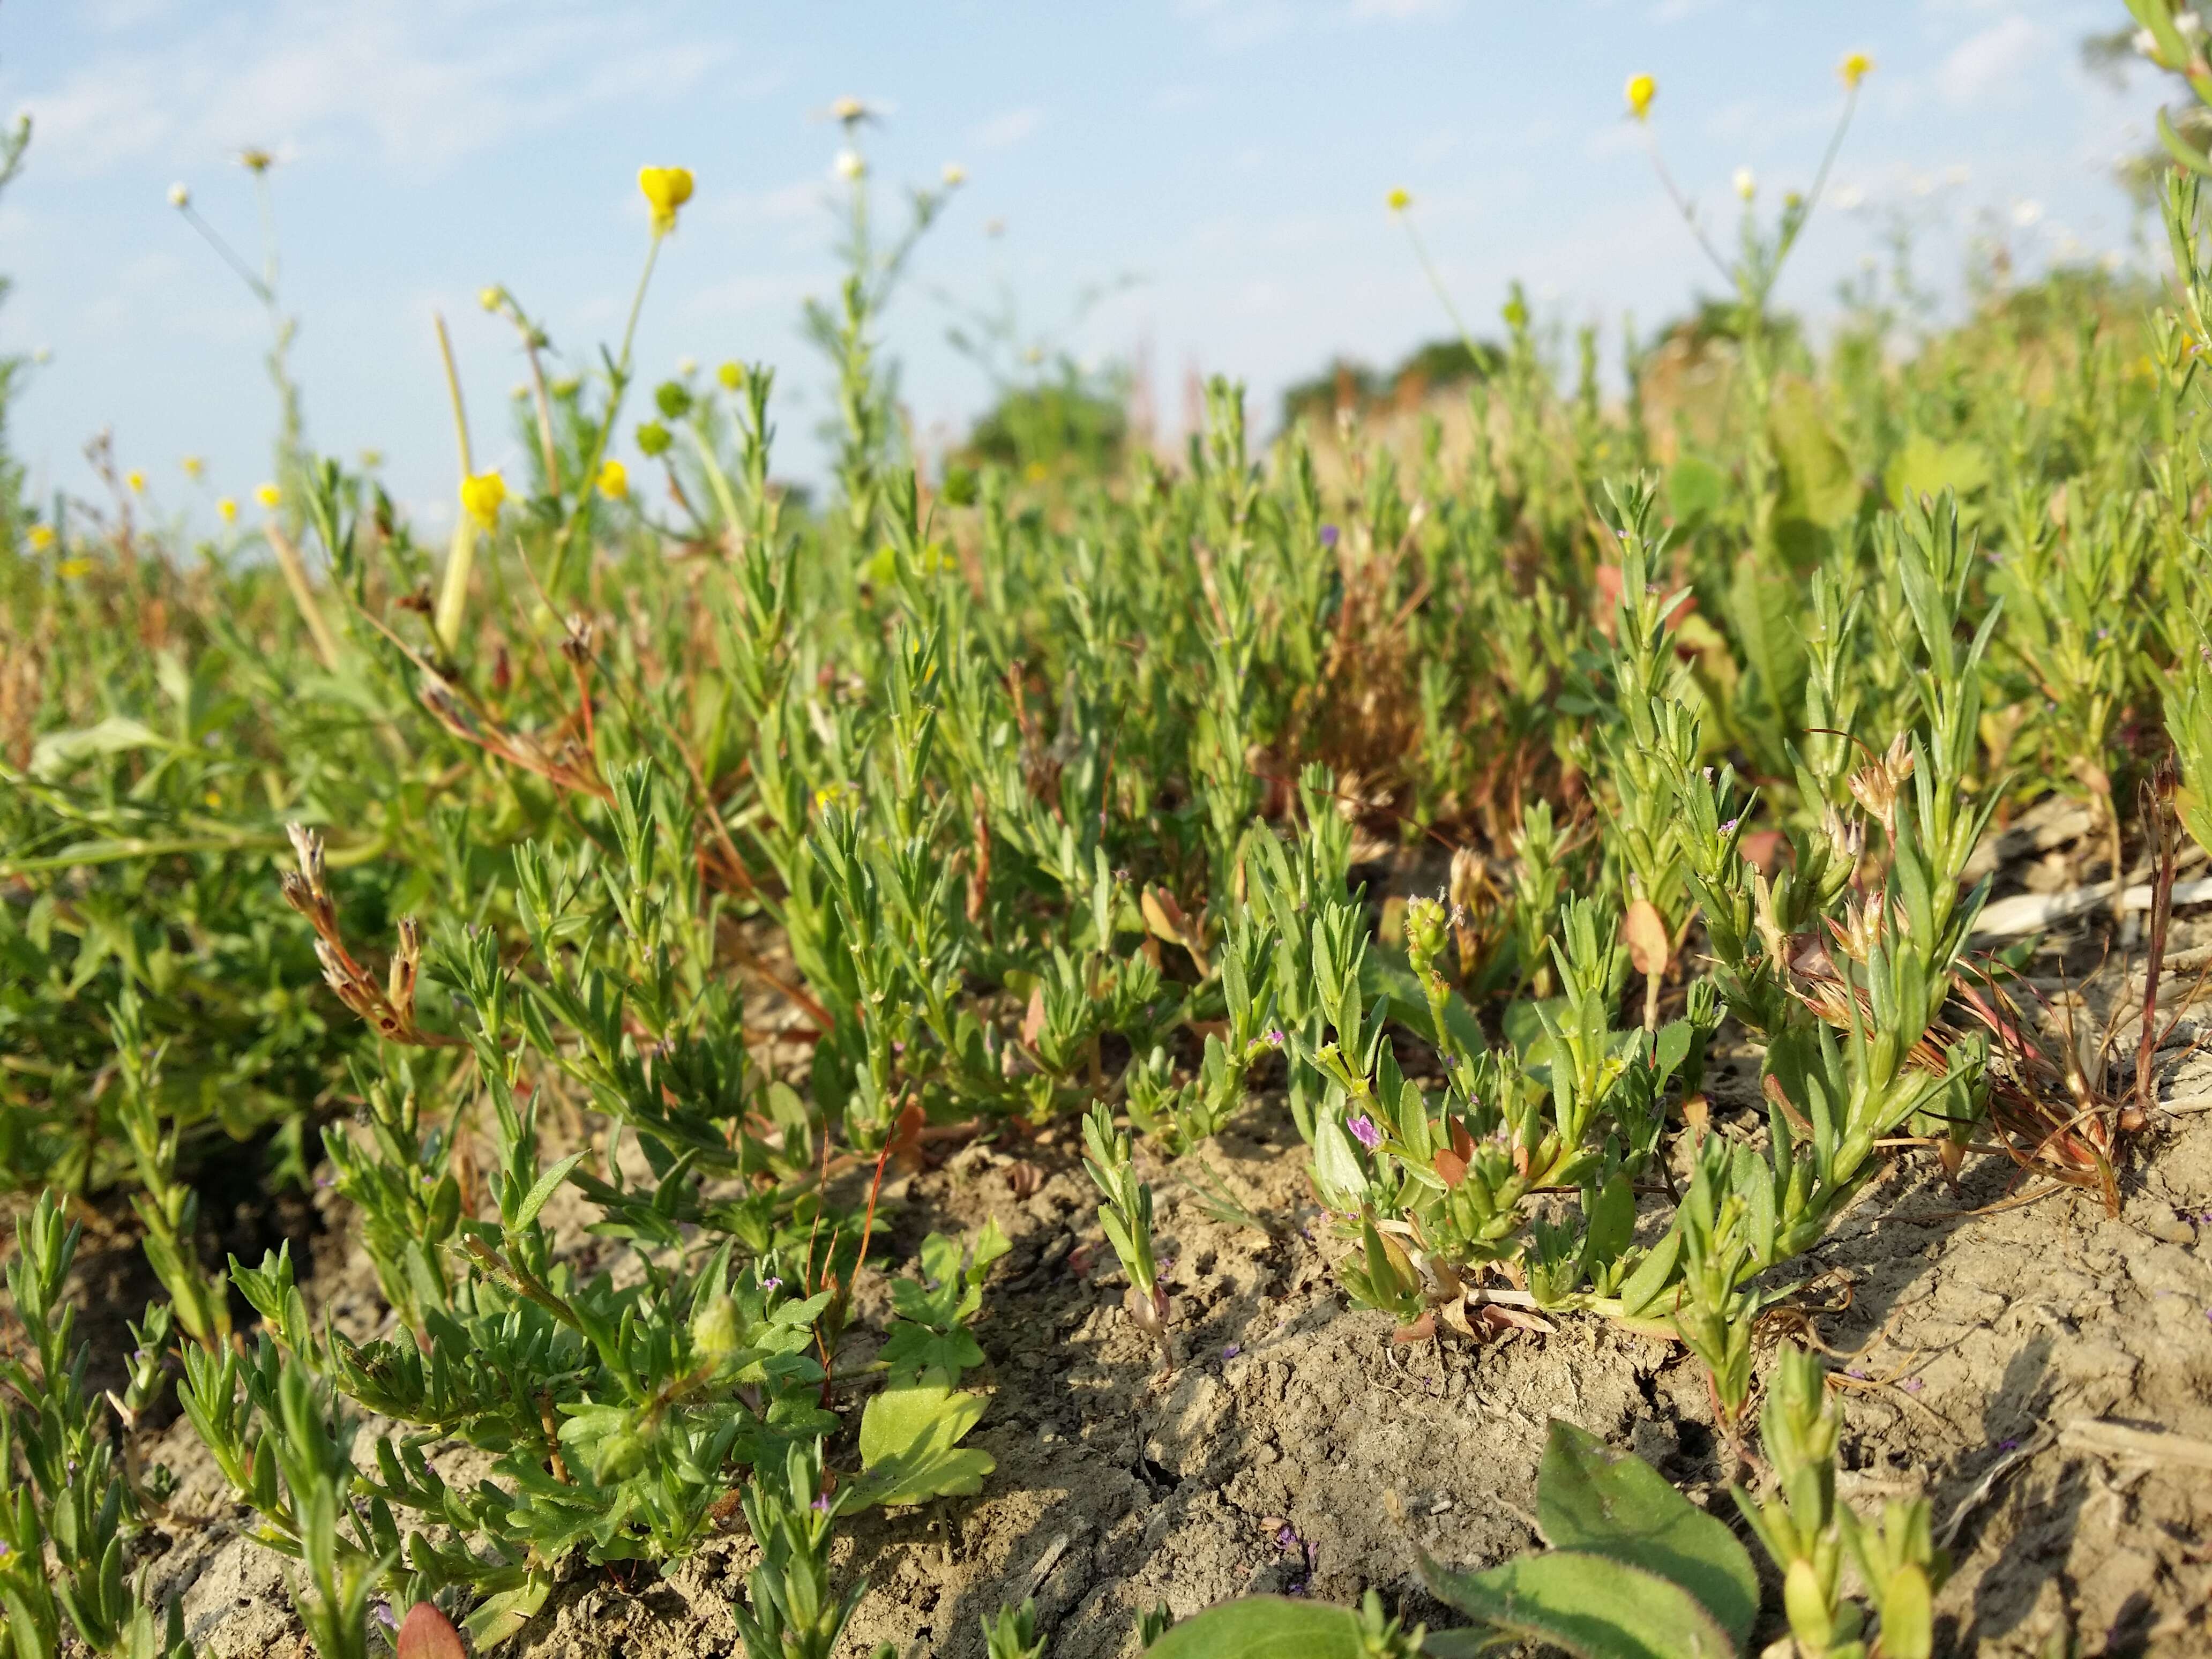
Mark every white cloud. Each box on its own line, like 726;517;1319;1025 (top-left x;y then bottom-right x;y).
1939;14;2043;104
20;4;746;177
969;106;1044;150
1347;0;1460;20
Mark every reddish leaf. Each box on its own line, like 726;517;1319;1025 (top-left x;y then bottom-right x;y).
398;1603;466;1659
1622;899;1670;980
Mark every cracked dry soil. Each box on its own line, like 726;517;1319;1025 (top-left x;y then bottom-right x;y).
61;923;2212;1658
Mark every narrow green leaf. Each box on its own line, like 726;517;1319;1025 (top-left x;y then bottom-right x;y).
515;1152;588;1232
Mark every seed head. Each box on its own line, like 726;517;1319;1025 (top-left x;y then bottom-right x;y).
167;182;190;209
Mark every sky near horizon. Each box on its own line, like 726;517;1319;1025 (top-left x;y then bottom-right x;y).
0;0;2164;530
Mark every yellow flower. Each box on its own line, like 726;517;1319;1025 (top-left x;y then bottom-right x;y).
181;455;205;480
638;166;694;234
238;146;274;174
167;182;190;209
126;469;146;494
27;524;55;551
255;482;281;509
596;459;629;500
480;285;503;312
1626;73;1656;122
1386;186;1412;213
718;361;745;391
1841;51;1873;89
218;497;239;524
460;471;506;530
58;558;93;579
941;162;967;187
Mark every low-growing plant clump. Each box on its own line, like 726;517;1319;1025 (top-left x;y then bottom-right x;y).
5;12;2212;1658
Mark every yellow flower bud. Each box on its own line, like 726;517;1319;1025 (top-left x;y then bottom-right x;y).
126;469;146;494
255;482;281;509
1841;51;1872;89
460;471;506;530
1386;186;1411;213
27;524;55;551
181;455;205;480
1626;73;1656;122
718;361;745;391
941;161;967;187
479;285;503;312
596;459;628;500
217;497;239;524
167;182;190;209
638;166;694;234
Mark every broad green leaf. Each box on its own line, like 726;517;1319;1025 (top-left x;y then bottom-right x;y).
1768;376;1859;532
854;1370;995;1507
1666;455;1727;525
1144;1598;1372;1658
1882;430;1988;506
1420;1549;1739;1659
1536;1422;1758;1650
1725;548;1808;745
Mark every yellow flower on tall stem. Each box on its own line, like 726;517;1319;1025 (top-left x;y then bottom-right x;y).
638;167;694;235
460;471;506;531
1841;52;1873;89
1386;187;1412;213
1626;73;1656;122
596;459;629;500
218;497;239;524
255;482;281;510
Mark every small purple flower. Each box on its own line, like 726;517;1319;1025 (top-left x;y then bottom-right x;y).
132;1348;148;1365
371;1602;397;1630
812;1493;833;1512
0;1540;12;1563
1718;818;1740;836
1319;524;1340;548
1900;1377;1924;1393
1347;1113;1382;1151
1222;1343;1240;1360
1997;1438;2020;1452
1846;1366;1866;1379
1275;1524;1300;1550
1263;1028;1286;1049
761;1276;782;1291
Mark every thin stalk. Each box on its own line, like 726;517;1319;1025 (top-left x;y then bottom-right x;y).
432;311;479;652
547;231;664;587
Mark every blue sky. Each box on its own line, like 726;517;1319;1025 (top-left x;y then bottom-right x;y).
0;1;2158;528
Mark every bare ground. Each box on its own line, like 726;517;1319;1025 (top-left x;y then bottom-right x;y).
45;883;2212;1657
